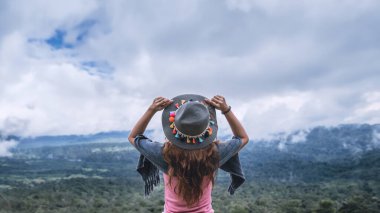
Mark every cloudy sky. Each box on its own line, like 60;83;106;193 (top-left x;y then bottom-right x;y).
1;0;380;143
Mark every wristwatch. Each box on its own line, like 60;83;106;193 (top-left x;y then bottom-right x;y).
222;106;232;115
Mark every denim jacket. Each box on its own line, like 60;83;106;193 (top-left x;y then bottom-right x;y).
134;134;245;196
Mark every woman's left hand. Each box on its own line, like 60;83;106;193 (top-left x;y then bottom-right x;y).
149;97;173;112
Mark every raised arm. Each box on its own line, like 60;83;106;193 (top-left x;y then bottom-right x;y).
205;95;249;150
128;97;172;146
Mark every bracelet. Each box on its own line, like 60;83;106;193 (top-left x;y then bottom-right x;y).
222;106;231;115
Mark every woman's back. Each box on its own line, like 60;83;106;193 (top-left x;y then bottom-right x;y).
163;173;214;213
128;94;249;212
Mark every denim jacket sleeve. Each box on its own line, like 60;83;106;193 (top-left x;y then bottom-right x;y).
134;134;168;196
217;136;243;166
217;136;246;195
134;134;168;172
134;134;245;196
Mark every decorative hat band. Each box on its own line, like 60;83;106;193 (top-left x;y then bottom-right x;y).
168;99;215;144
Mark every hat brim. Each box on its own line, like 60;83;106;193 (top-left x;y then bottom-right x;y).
162;94;218;150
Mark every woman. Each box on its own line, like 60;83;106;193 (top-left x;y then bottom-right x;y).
128;94;249;213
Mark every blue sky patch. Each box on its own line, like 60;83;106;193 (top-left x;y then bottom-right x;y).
44;19;97;49
75;19;97;43
80;60;114;77
45;30;74;49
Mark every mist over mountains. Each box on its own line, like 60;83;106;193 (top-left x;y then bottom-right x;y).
253;123;380;161
240;123;380;183
1;123;379;161
2;123;380;183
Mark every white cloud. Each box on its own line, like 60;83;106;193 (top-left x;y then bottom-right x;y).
345;91;380;124
373;128;380;146
0;140;18;157
0;32;149;136
290;130;308;143
225;0;378;18
0;0;379;141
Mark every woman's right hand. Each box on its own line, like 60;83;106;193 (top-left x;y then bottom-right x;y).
206;95;250;150
205;95;230;112
149;97;173;112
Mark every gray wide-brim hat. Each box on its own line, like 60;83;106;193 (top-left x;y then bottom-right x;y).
162;94;218;150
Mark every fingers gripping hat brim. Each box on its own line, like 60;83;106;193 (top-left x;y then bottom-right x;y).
162;94;218;150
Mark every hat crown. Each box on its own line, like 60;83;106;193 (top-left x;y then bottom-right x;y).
174;102;210;136
162;94;217;150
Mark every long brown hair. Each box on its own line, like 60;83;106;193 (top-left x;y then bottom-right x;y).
162;140;220;207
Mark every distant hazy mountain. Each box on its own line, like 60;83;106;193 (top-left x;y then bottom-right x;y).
250;123;380;162
241;123;380;182
2;123;379;184
14;130;133;149
6;124;380;157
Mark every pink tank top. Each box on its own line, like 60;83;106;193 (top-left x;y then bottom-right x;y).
163;173;214;213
